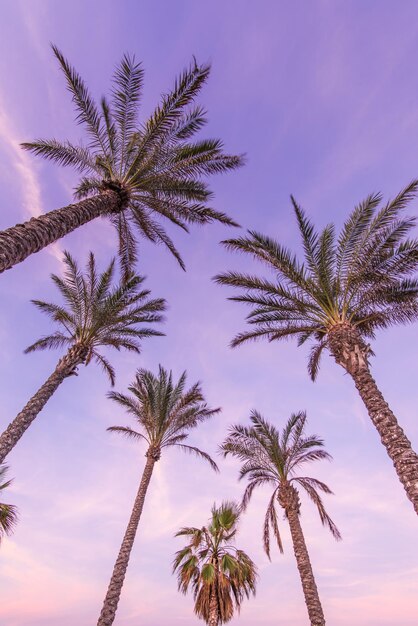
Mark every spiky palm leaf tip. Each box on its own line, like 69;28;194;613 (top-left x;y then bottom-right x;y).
173;501;257;624
26;251;166;385
215;180;418;379
0;464;18;543
107;365;220;469
22;45;244;277
221;410;341;558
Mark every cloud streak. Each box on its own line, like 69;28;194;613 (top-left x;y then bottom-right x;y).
0;102;62;263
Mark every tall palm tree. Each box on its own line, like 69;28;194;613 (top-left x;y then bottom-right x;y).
215;181;418;514
173;501;257;626
97;365;220;626
0;464;18;544
0;251;165;463
0;46;243;278
221;411;340;626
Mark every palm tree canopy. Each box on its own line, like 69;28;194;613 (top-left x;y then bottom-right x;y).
215;180;418;379
0;464;18;543
173;501;257;624
221;411;341;558
22;46;244;276
107;365;219;468
25;251;165;385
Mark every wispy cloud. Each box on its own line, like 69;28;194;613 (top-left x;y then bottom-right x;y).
0;102;62;263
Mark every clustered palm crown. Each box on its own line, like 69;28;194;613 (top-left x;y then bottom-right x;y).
215;181;418;378
108;365;219;467
221;411;341;557
0;465;18;544
23;46;243;276
173;501;257;623
26;251;166;385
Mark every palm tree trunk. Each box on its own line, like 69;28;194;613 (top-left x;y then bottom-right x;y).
207;587;219;626
328;323;418;515
286;506;325;626
349;365;418;514
0;344;86;463
0;189;122;273
97;451;157;626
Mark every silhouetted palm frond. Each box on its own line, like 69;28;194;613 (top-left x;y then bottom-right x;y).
26;251;166;385
221;411;340;556
22;47;243;274
108;365;219;467
215;181;418;379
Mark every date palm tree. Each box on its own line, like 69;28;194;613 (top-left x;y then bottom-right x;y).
221;411;340;626
0;464;18;544
0;46;243;277
97;365;220;626
173;501;257;626
215;181;418;514
0;251;165;463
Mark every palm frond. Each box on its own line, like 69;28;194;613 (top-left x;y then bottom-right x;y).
222;411;339;552
112;53;144;169
21;139;96;173
108;366;218;469
24;48;243;273
107;425;149;444
0;465;18;542
294;477;341;540
26;252;165;382
51;45;107;154
216;183;418;378
173;502;257;621
173;444;219;472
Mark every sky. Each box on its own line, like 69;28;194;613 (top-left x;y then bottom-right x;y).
0;1;418;625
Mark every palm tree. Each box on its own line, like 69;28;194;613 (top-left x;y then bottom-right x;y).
0;46;243;278
0;464;18;544
97;365;220;626
173;501;257;626
221;411;340;626
215;181;418;514
0;251;165;463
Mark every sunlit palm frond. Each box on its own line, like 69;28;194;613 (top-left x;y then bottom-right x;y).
173;502;257;623
0;465;18;543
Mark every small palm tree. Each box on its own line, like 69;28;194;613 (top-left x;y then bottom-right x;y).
0;46;243;277
174;501;257;626
0;464;18;544
97;365;220;626
221;411;340;626
0;251;165;463
215;182;418;514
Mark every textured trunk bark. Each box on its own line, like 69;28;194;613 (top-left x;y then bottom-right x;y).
97;450;158;626
0;189;122;273
207;587;219;626
286;505;326;626
328;323;418;515
0;344;86;463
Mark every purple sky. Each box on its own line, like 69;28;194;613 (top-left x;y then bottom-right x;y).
1;1;418;625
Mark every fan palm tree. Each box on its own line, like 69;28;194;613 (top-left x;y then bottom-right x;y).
0;251;165;463
173;501;257;626
97;365;220;626
221;411;340;626
215;181;418;514
0;46;243;278
0;464;18;544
